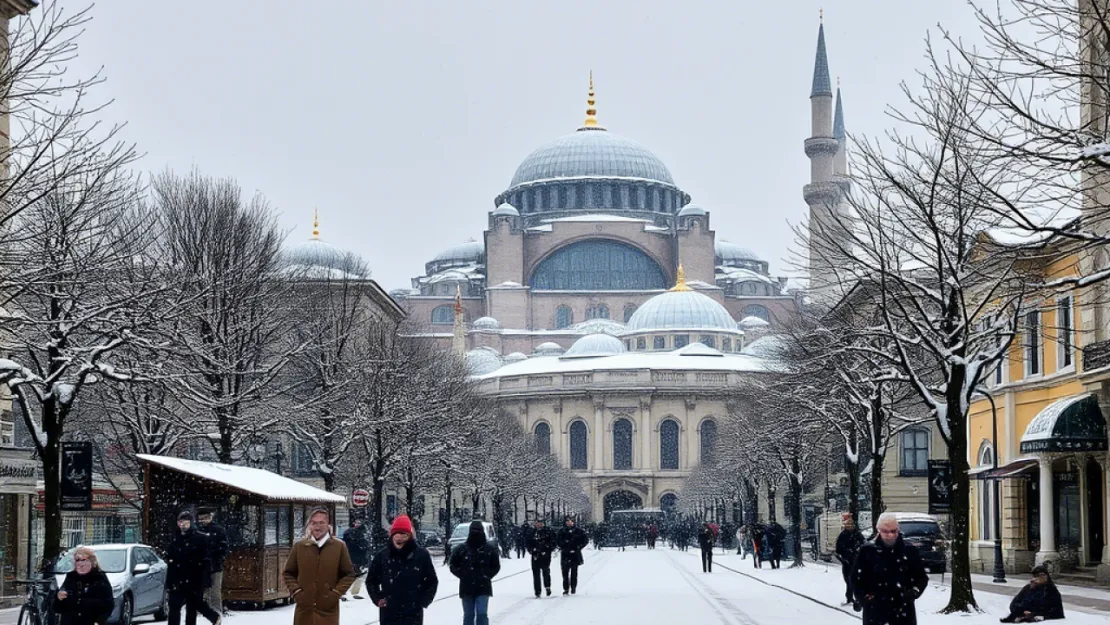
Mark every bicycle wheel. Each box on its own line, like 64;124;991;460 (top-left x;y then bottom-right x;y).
17;604;39;625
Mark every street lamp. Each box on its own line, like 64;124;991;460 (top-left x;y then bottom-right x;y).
982;389;1006;583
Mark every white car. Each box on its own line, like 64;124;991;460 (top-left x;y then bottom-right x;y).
53;544;169;625
446;521;499;555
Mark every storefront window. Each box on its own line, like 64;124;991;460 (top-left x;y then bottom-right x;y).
227;505;261;547
293;506;305;539
1056;472;1081;547
265;509;278;546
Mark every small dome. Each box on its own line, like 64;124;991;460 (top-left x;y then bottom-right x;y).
677;203;706;217
533;342;565;356
738;315;771;329
492;203;519;217
741;335;786;359
465;349;503;375
570;319;626;336
626;290;738;333
509;129;675;188
563;333;626;358
284;239;364;276
715;240;762;264
503;352;528;363
472;316;502;331
433;240;484;264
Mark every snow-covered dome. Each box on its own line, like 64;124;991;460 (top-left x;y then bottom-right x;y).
433;240;484;264
503;352;528;363
472;316;502;331
533;342;565;356
465;348;503;375
715;240;762;264
738;315;771;330
741;335;786;359
509;129;675;188
284;236;365;278
677;203;707;217
570;319;626;336
563;333;626;358
492;203;519;217
626;289;738;332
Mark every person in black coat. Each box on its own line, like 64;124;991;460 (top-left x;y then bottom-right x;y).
835;515;866;605
366;516;439;625
1000;566;1065;623
195;508;228;614
852;514;929;625
526;520;556;598
449;521;501;625
342;519;371;600
166;512;222;625
54;547;115;625
766;522;786;569
698;523;716;573
555;517;588;595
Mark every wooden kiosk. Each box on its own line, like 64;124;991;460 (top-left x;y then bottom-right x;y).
139;454;345;607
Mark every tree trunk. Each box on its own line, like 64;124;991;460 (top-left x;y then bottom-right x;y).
847;429;861;526
943;366;978;613
369;435;387;550
322;469;336;493
790;454;805;567
868;392;886;533
41;437;62;568
767;482;777;523
443;477;453;540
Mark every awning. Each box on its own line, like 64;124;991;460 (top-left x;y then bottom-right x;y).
1020;393;1108;454
973;458;1038;480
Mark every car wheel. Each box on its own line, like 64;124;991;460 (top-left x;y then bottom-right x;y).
154;592;169;621
119;594;133;625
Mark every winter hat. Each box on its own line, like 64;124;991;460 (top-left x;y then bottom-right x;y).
389;515;414;537
466;521;486;547
177;511;193;522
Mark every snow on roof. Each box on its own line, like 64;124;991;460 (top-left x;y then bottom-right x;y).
527;224;554;232
138;454;345;503
476;349;768;379
716;266;776;284
544;214;653;224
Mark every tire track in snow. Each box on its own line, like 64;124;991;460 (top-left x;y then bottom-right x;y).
513;548;616;625
359;561;534;625
703;555;862;621
664;550;759;625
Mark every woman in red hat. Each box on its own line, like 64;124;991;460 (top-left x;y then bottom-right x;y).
366;515;439;625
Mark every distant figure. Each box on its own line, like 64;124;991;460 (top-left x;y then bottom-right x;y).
698;523;715;573
766;522;786;569
556;516;589;595
835;514;865;607
1000;565;1065;623
342;518;371;600
283;508;358;625
852;513;928;625
526;519;557;598
54;546;114;625
646;523;659;550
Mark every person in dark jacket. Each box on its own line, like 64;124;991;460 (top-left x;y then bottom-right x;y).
1000;566;1065;623
342;518;371;600
835;514;866;605
195;508;229;614
750;525;764;569
511;524;526;559
54;546;115;625
166;512;222;625
766;522;786;569
555;517;589;595
366;515;439;625
526;519;556;598
852;513;929;625
449;521;501;625
698;523;716;573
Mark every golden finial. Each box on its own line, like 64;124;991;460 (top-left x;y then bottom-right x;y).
670;264;692;292
583;71;599;128
312;208;320;239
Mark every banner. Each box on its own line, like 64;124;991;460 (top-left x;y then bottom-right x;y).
60;441;93;511
927;459;952;514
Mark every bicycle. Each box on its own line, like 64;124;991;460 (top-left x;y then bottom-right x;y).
14;578;57;625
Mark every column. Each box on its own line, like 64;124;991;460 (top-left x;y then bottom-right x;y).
639;398;652;472
1078;457;1090;566
1036;456;1058;566
593;398;604;472
1101;453;1110;571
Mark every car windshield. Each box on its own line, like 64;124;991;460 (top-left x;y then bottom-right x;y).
55;549;128;574
451;525;471;539
900;522;940;538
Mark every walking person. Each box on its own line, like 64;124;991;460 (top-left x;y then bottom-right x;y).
449;521;501;625
736;525;747;557
365;515;439;625
54;546;115;625
852;513;929;625
556;516;588;595
341;518;371;601
526;519;556;598
751;525;763;569
196;508;229;615
767;521;786;569
512;523;527;559
646;523;658;550
835;514;865;607
698;523;715;573
166;512;222;625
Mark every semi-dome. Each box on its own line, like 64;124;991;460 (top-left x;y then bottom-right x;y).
715;240;762;264
492;203;519;217
626;288;738;332
533;342;565;356
465;349;503;376
741;335;787;359
433;240;484;263
509;129;675;188
563;333;626;358
472;316;502;331
738;315;771;330
503;352;528;363
677;203;706;217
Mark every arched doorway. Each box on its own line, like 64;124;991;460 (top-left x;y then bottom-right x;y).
660;493;678;516
603;490;644;521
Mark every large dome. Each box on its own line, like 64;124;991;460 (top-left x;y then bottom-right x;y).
715;240;762;264
626;289;738;332
509;129;674;188
434;240;484;264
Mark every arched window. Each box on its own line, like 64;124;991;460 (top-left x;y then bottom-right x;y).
531;239;667;291
570;421;588;470
660;419;679;470
699;419;718;463
534;422;551;455
978;443;995;540
586;304;610;320
624;304;637;322
741;304;771;322
613;418;633;470
900;429;930;476
431;305;455;324
660;493;678;514
555;305;573;329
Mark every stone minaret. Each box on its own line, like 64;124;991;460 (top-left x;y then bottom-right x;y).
452;285;467;355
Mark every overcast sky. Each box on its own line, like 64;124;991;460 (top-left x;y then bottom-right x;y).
62;0;976;291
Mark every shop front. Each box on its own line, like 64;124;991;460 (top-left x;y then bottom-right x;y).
0;447;37;603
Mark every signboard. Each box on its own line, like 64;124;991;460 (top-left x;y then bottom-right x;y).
927;459;952;514
351;489;370;508
60;441;93;511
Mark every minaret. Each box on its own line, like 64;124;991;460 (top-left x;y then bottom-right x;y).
833;80;847;177
452;285;466;355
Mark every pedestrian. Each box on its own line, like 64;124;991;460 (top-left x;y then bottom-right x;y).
513;523;527;559
999;565;1064;623
556;516;588;595
767;521;785;569
526;519;556;598
852;513;929;625
283;508;358;625
751;525;763;569
834;513;865;607
698;522;715;573
195;508;229;615
365;515;439;625
166;511;222;625
54;546;114;625
735;525;746;556
593;522;606;551
341;518;371;601
449;521;501;625
646;523;658;550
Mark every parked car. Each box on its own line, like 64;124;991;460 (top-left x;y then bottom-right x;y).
53;544;168;625
417;529;442;547
446;521;498;555
891;513;947;574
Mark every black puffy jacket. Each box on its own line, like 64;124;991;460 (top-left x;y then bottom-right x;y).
55;570;114;625
851;535;929;625
449;536;501;597
366;539;439;622
166;528;211;593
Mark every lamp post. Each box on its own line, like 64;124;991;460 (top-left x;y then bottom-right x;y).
984;389;1007;583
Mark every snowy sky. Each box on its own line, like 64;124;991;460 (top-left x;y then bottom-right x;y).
62;0;976;291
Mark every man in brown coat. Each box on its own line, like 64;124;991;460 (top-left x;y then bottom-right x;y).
283;508;358;625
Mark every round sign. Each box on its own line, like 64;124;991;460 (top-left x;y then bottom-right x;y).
351;489;370;507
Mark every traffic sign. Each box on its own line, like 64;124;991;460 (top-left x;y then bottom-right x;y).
352;489;370;507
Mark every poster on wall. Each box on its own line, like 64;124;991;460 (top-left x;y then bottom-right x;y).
928;459;952;514
60;441;93;511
